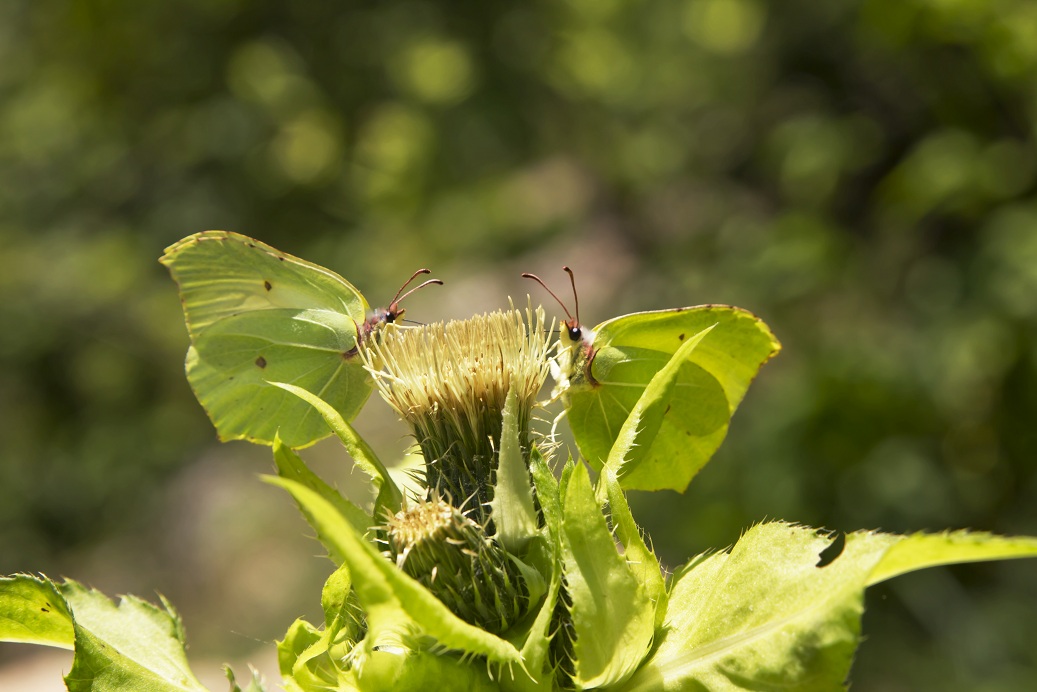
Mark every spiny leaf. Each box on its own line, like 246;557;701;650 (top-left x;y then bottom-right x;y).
595;470;668;629
0;574;74;649
605;324;716;484
225;665;267;692
560;464;654;689
273;438;372;552
488;381;539;554
621;522;1037;692
272;381;402;514
62;580;207;692
2;575;210;691
863;529;1037;585
264;477;525;669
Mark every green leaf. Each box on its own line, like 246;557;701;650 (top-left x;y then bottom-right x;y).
264;477;525;669
273;438;372;553
560;464;654;689
529;451;564;542
321;563;362;638
863;529;1037;585
272;381;402;514
502;450;565;690
277;618;342;692
357;650;499;691
0;574;74;648
276;617;321;679
505;561;561;692
225;665;267;692
2;575;208;691
488;381;539;554
278;565;366;692
60;580;208;692
621;522;1037;692
595;471;668;630
603;324;716;489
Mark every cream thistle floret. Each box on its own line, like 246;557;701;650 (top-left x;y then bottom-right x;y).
364;305;551;520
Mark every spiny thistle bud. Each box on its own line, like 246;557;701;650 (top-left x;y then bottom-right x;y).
384;498;531;633
549;578;577;689
364;306;551;522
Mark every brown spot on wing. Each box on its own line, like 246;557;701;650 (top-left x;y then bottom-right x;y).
255;356;267;368
678;333;685;341
264;280;272;291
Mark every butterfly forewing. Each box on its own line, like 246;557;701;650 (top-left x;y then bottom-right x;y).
161;231;370;340
594;306;780;414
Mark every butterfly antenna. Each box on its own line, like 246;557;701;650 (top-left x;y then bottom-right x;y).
395;278;444;305
522;272;576;325
562;266;580;326
389;268;443;308
390;268;431;303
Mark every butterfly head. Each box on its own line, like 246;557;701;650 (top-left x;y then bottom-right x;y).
522;266;590;345
362;268;443;340
563;317;582;343
522;266;597;397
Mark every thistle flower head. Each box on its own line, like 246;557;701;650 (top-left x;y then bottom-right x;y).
384;497;531;634
364;304;552;518
365;304;551;426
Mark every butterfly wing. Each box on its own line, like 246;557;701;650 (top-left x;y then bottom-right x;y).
161;231;370;337
565;305;780;491
161;231;374;447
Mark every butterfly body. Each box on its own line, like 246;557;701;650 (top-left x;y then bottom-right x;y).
526;269;780;492
361;304;404;341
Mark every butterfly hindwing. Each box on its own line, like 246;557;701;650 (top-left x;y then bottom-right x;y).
593;306;779;411
185;342;372;448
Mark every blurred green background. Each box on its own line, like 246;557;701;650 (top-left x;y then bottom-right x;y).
2;0;1036;689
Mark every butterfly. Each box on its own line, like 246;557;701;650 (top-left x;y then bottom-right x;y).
524;267;780;492
161;231;441;448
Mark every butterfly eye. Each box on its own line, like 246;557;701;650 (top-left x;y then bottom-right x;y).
567;324;582;342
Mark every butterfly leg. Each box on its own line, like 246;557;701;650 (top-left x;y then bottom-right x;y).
549;406;569;443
